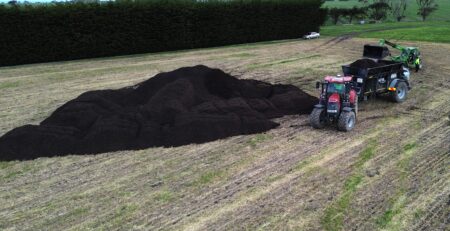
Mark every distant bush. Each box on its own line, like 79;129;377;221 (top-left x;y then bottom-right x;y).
0;0;327;66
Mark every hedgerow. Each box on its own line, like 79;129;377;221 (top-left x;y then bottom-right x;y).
0;0;326;66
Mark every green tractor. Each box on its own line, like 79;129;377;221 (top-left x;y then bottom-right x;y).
379;39;422;71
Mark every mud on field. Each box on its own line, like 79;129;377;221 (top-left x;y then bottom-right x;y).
0;38;449;230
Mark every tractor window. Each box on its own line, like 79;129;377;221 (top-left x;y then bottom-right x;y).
401;50;409;60
327;83;345;94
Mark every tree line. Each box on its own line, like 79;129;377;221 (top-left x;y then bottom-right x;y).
0;0;327;66
327;0;439;25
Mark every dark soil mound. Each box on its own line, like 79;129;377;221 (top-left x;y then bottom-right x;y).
0;65;317;161
349;59;381;69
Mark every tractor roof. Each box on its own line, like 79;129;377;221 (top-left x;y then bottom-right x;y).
325;76;353;83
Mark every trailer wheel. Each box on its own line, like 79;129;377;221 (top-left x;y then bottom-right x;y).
337;111;356;132
310;108;327;129
391;81;408;103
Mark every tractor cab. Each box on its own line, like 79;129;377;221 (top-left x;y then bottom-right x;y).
324;76;351;94
378;39;422;69
320;76;355;102
404;47;420;64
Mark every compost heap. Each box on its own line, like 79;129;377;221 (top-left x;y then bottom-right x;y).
350;59;382;69
0;65;317;160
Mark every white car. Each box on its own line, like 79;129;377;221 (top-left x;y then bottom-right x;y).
303;32;320;39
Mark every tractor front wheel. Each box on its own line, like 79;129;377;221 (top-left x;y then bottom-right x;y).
337;111;356;132
310;108;327;129
391;81;408;103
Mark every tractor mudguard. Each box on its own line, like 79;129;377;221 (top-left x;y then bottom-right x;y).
342;107;353;112
401;66;411;82
389;79;410;90
314;104;325;109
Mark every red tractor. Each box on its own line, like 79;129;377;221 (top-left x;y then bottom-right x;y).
310;76;358;132
310;45;411;132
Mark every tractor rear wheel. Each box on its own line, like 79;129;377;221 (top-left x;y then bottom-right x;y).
391;81;408;103
337;111;356;132
310;108;327;129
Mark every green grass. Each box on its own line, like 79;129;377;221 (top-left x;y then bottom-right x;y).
114;204;138;218
398;142;418;171
344;175;363;192
293;159;311;172
323;0;450;22
67;207;90;218
357;144;376;166
375;193;408;229
321;140;377;231
321;21;422;36
247;133;272;148
373;142;419;229
265;174;283;183
321;0;450;43
359;22;450;43
0;81;20;89
413;209;425;220
154;190;174;203
196;170;224;185
0;161;15;170
2;163;35;180
321;190;353;231
376;205;402;228
227;52;255;58
403;142;417;152
321;21;450;43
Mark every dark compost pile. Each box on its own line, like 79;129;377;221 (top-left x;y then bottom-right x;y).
0;65;317;160
349;59;382;69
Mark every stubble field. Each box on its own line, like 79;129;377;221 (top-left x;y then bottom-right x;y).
0;37;449;230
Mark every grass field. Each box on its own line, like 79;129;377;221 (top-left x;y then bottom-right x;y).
321;0;450;43
321;21;450;43
323;0;450;22
0;36;449;230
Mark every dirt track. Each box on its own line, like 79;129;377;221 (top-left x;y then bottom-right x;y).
0;38;449;230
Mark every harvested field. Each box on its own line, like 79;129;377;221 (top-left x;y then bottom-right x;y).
0;38;449;230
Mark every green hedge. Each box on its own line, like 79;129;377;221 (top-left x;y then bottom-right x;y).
0;0;327;66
